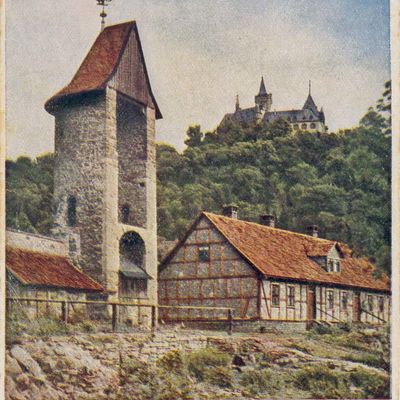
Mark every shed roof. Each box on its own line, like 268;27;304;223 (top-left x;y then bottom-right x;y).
6;246;104;292
45;21;161;119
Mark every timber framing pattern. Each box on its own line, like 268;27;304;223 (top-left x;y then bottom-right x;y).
159;212;391;326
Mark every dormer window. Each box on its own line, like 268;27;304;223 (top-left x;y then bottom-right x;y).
326;258;340;272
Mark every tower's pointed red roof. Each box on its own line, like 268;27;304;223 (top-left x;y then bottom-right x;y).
45;21;162;119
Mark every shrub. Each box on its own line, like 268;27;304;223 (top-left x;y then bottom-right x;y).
350;367;390;399
204;366;233;388
185;347;230;381
239;369;272;396
343;352;386;370
78;320;97;333
309;323;340;335
294;364;352;399
156;350;184;374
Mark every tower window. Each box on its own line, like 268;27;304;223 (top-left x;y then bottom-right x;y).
122;204;130;224
67;196;77;227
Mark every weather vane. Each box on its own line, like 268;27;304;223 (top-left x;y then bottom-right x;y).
97;0;113;31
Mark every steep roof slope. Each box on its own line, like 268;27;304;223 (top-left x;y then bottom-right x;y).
162;212;389;292
6;247;104;292
45;21;161;118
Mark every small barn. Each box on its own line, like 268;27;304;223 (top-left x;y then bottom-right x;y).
6;230;104;319
158;207;390;331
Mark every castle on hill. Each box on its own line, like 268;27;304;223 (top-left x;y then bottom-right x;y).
221;77;327;133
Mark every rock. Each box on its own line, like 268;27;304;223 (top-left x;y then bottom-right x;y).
232;355;246;366
6;355;23;377
15;374;31;391
10;346;45;380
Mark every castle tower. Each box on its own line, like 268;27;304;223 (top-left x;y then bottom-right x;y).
45;22;162;316
255;76;272;112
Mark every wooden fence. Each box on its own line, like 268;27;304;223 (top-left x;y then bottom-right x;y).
6;297;235;334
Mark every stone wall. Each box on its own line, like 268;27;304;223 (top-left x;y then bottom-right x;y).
52;93;110;287
6;230;67;256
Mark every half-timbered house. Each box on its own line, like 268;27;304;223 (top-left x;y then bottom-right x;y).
158;207;390;331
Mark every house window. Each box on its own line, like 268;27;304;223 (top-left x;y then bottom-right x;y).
327;290;334;309
368;295;374;312
379;297;384;313
271;284;280;306
198;245;210;262
327;259;340;272
341;291;348;310
287;286;295;307
334;260;341;272
293;124;299;129
301;123;307;129
310;123;316;129
67;196;77;226
121;204;130;224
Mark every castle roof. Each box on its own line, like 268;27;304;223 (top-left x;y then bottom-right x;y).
161;212;390;293
303;93;318;113
223;106;323;126
45;21;162;119
6;246;104;292
258;77;267;95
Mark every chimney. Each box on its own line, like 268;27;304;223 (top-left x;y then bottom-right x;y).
259;214;275;228
222;204;238;219
306;225;318;238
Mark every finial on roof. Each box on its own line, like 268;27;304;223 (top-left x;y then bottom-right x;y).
97;0;113;31
309;80;311;95
235;94;240;111
258;76;267;95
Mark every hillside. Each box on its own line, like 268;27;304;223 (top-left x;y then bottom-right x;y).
5;325;390;399
157;82;391;272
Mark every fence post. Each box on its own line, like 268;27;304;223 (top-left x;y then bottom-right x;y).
61;301;68;323
228;309;233;335
112;304;117;332
151;305;157;332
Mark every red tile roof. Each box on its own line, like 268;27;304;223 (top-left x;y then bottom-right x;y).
6;247;104;292
45;21;161;118
203;212;389;292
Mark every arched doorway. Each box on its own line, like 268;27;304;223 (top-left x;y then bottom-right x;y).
119;232;149;300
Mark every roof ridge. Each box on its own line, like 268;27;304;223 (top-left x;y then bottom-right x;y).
202;211;336;244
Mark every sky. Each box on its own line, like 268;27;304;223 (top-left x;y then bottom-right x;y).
6;0;390;158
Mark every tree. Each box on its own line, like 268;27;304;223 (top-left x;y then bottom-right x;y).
184;125;203;147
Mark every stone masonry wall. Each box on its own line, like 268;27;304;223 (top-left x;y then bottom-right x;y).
6;230;67;256
53;93;109;286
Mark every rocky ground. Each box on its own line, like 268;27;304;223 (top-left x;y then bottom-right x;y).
5;324;390;399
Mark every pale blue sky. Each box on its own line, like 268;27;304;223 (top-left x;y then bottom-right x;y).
6;0;390;158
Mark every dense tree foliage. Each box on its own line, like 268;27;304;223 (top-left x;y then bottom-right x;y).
6;82;391;273
6;153;54;235
157;82;391;273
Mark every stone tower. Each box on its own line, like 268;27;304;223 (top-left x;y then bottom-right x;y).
45;22;162;315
